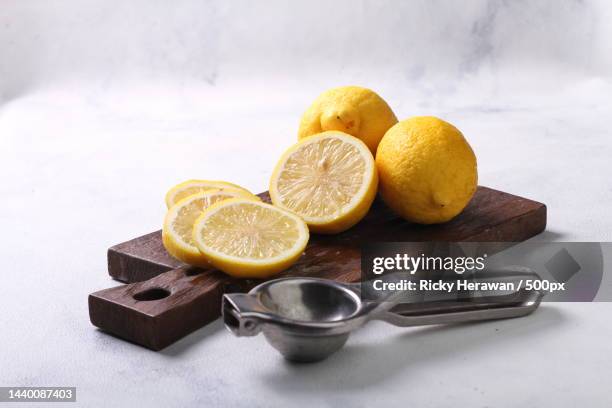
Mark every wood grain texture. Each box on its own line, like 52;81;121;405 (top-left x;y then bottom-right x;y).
90;186;546;350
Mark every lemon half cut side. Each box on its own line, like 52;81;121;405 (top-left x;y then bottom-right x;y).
162;189;260;267
269;131;378;234
193;199;309;278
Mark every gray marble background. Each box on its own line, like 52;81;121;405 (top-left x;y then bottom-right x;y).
1;1;611;407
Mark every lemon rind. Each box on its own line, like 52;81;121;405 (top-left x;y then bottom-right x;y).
165;179;254;208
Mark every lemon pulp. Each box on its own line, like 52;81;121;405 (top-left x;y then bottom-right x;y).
193;199;309;278
270;131;378;233
162;190;259;266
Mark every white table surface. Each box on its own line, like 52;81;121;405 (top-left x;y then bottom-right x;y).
1;1;612;407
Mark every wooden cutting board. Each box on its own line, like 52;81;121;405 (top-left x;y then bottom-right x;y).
89;186;546;350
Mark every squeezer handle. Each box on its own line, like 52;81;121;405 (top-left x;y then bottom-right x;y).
377;288;544;327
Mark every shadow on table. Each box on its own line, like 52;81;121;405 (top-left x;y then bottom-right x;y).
92;318;226;356
160;319;226;357
259;305;565;391
527;229;567;242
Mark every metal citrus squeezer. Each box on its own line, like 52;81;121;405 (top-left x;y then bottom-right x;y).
222;272;544;363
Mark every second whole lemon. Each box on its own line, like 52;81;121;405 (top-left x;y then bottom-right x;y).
298;86;398;154
376;116;478;224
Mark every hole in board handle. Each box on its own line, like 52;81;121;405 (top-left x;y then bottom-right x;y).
133;287;171;301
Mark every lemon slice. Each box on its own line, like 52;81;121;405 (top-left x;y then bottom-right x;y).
162;190;259;267
165;179;255;208
193;199;309;278
269;131;378;233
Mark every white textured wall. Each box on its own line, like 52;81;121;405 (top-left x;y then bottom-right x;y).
2;0;611;95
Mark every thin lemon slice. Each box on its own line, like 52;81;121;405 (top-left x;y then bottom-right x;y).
165;179;255;208
269;131;378;233
162;190;259;267
193;199;309;278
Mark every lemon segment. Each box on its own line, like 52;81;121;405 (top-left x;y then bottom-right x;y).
376;116;478;224
270;131;378;234
193;199;309;278
298;86;398;154
162;189;260;267
165;179;255;208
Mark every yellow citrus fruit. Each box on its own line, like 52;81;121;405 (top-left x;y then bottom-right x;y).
162;189;260;267
298;86;398;154
270;131;378;234
193;199;309;278
165;179;255;208
376;116;478;224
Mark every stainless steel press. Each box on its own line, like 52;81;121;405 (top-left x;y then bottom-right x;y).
222;273;544;362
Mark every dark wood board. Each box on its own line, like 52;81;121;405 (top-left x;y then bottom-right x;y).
89;186;546;350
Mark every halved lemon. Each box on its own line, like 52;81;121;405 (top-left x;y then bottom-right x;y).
162;189;259;267
193;199;309;278
269;131;378;233
165;179;255;208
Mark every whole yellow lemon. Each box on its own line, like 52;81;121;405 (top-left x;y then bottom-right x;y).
298;86;398;154
376;116;478;224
